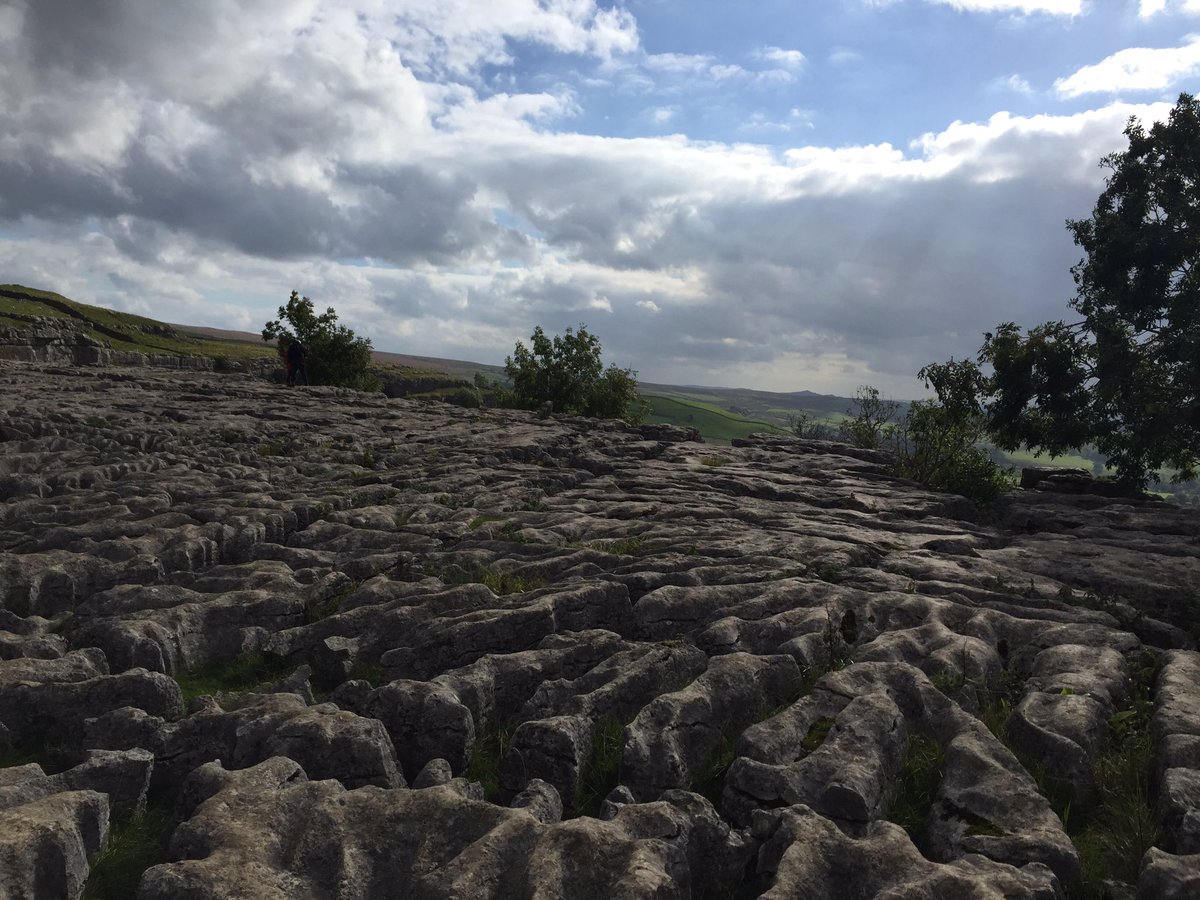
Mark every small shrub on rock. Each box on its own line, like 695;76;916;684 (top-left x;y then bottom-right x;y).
503;324;648;422
445;386;482;408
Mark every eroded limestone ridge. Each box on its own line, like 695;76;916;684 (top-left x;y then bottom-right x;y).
1;362;1198;899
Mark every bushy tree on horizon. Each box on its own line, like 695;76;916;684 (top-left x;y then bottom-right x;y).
262;291;378;391
894;361;1010;503
503;324;648;422
838;385;900;450
960;93;1200;489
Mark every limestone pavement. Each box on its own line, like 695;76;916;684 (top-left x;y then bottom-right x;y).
1;362;1198;898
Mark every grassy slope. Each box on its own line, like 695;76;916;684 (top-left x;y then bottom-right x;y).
643;393;787;444
0;284;276;362
0;285;452;384
1000;447;1098;471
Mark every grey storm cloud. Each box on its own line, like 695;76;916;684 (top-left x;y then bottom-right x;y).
0;0;1170;394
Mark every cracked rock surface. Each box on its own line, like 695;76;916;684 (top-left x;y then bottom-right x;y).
1;363;1199;898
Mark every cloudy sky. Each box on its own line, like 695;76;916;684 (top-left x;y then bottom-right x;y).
2;0;1199;396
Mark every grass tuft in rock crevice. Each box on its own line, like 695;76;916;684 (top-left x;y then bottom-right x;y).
573;719;626;819
438;564;547;596
690;729;737;807
83;804;173;900
465;722;518;803
885;730;945;845
1070;652;1163;897
978;652;1163;897
173;651;296;704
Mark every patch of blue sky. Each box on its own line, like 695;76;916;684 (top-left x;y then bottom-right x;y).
493;207;546;242
522;1;1200;151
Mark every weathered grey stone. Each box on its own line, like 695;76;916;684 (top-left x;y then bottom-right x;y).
754;804;1061;899
0;667;182;747
265;664;316;704
1006;691;1109;795
1160;768;1200;853
928;725;1079;886
234;700;404;789
509;778;563;824
367;679;474;777
1026;644;1127;710
1139;848;1200;899
623;652;801;801
328;678;372;715
724;691;906;826
0;790;109;900
4;363;1199;898
413;758;453;788
0;748;153;818
501;643;709;801
1155;651;1200;744
138;758;717;899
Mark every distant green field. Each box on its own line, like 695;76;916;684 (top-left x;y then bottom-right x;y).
999;448;1098;471
643;393;787;444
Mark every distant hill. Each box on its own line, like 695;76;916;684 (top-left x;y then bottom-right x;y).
0;282;894;443
177;322;498;382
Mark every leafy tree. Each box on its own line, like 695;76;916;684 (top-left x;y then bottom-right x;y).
262;291;378;390
977;93;1200;488
893;361;1010;504
838;385;900;450
837;372;1008;505
503;324;648;422
786;410;837;440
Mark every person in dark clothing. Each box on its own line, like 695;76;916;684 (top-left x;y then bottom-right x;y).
286;341;308;386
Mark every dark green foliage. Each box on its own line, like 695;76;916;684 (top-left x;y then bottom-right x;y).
574;719;625;818
438;564;546;595
787;410;838;440
503;324;648;422
837;377;1008;505
466;722;517;803
83;805;172;899
972;94;1200;489
173;651;294;703
839;385;899;450
690;730;736;806
1072;653;1162;896
800;717;835;754
886;730;944;843
892;361;1011;505
262;290;378;391
446;386;482;408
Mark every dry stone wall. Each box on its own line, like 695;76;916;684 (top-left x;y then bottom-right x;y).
1;362;1198;898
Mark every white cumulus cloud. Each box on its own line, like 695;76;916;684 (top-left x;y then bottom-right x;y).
1055;34;1200;96
928;0;1083;13
753;46;807;68
1138;0;1200;16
